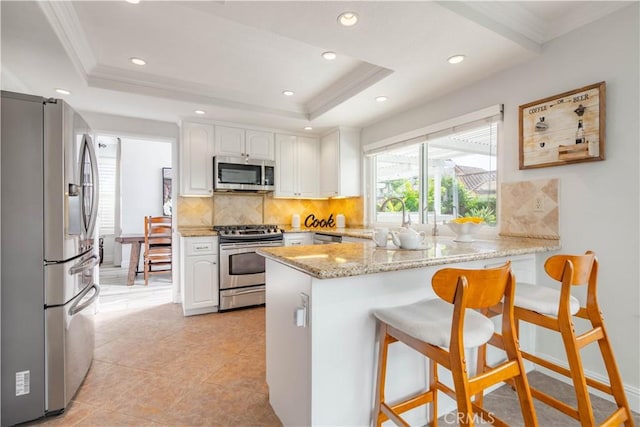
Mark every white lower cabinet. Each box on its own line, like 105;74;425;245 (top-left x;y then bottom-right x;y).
180;236;219;316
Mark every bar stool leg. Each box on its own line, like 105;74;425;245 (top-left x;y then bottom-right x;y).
430;359;438;427
374;324;390;427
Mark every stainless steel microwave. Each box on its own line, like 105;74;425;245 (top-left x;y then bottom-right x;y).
213;156;275;192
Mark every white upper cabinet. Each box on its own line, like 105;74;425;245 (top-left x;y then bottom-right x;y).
180;122;214;196
214;125;244;157
246;130;275;160
320;128;361;197
297;136;320;197
275;134;297;196
215;126;274;161
275;134;319;198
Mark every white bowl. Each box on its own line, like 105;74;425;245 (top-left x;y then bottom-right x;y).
446;221;484;243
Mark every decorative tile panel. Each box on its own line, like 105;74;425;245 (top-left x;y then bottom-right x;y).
500;178;559;239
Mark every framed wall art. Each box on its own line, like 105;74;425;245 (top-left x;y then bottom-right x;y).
519;81;605;169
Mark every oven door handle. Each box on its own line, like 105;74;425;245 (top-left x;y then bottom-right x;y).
219;242;283;251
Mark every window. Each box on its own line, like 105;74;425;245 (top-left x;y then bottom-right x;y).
367;108;500;228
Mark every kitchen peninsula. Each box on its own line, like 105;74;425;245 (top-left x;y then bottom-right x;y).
257;237;560;426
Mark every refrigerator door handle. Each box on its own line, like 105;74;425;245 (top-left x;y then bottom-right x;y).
68;283;100;316
69;254;99;276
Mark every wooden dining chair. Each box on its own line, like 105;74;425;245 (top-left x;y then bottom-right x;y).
478;251;633;426
143;216;172;285
373;262;537;426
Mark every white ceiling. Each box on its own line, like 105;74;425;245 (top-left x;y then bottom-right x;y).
1;1;631;135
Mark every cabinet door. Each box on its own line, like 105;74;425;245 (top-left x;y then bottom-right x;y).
296;136;319;197
215;126;245;157
275;134;297;197
320;130;339;197
180;122;214;196
320;129;361;197
246;130;275;160
184;255;218;314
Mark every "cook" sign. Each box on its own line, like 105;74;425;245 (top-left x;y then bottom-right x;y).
304;214;335;228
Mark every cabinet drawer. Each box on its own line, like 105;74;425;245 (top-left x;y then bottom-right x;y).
185;237;218;256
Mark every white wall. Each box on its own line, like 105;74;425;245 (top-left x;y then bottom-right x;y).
362;4;640;406
120;139;172;267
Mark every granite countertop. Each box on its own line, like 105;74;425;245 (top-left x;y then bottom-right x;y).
178;227;218;237
257;236;561;279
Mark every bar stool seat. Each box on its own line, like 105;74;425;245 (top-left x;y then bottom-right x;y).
374;298;495;348
514;282;581;316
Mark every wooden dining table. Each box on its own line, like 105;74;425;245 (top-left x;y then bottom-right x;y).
115;234;145;286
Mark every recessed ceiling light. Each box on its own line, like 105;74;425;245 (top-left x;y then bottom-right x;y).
125;0;140;3
282;90;294;96
304;126;313;131
447;54;466;64
55;88;71;95
375;96;388;103
194;110;205;115
130;57;146;66
337;12;358;27
322;51;337;60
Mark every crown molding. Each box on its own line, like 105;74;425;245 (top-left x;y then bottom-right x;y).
88;65;308;120
38;1;96;79
306;62;393;121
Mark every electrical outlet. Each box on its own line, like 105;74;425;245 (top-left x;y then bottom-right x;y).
534;195;544;212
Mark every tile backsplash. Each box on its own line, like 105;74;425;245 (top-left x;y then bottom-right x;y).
177;193;364;228
177;196;214;227
500;178;559;239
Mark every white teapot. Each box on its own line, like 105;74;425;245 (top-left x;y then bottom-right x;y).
390;227;424;250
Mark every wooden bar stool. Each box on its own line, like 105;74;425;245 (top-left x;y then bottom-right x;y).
480;251;633;426
373;262;537;427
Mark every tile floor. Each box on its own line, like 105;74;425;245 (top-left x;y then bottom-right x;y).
25;266;638;426
29;304;281;426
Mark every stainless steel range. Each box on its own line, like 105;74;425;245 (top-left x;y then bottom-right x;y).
214;224;283;311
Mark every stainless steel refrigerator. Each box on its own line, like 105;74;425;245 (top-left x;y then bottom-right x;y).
1;91;100;426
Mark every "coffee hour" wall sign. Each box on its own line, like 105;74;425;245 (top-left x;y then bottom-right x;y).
519;81;605;169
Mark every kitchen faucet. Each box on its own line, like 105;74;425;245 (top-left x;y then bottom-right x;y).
380;197;411;228
422;205;439;235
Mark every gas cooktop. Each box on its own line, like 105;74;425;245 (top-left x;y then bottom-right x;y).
213;224;283;239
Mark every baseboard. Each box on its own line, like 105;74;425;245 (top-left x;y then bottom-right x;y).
533;352;640;414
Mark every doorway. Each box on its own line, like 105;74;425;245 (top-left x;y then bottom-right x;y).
96;135;174;312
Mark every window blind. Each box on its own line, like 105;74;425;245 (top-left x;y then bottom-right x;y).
364;104;503;156
98;152;117;235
